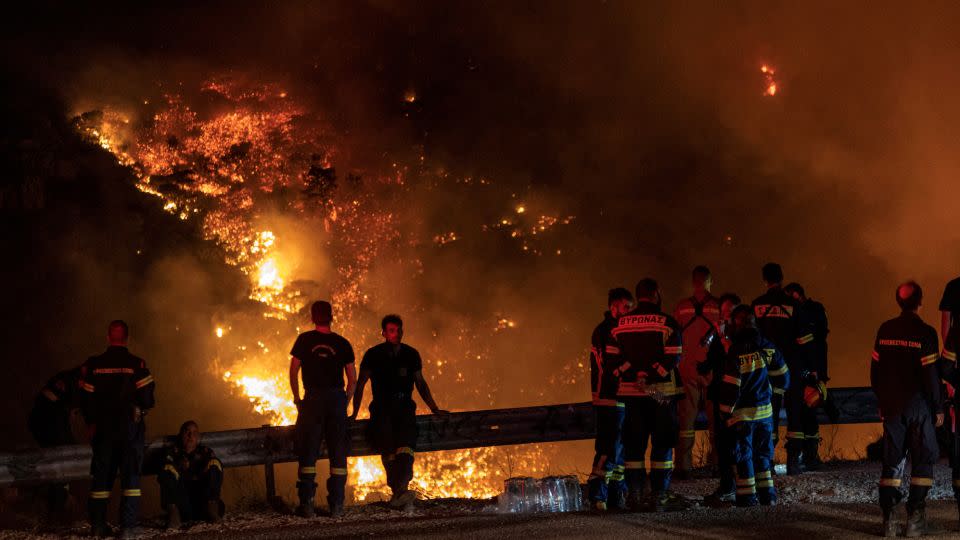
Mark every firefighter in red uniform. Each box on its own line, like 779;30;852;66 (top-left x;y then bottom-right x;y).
717;305;789;507
750;263;812;475
611;278;687;511
872;281;942;537
673;266;721;479
79;320;155;539
784;282;829;471
587;287;633;510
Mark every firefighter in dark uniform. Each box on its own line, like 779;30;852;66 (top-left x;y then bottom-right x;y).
157;421;224;529
872;281;942;537
940;321;960;530
29;367;83;514
785;282;829;471
587;287;634;511
79;320;155;539
717;305;789;507
750;263;812;475
610;278;687;512
289;300;356;519
699;293;741;505
352;314;448;513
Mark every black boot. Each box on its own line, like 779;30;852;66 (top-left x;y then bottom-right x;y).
882;508;897;538
295;497;315;518
803;439;822;471
786;448;804;476
905;507;927;538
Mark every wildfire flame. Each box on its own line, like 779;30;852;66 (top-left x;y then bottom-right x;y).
761;64;778;97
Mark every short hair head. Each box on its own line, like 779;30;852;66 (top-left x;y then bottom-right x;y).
635;278;659;302
311;301;333;326
179;420;199;436
692;265;711;281
381;314;403;331
762;263;784;285
896;281;923;312
718;293;741;307
107;320;129;343
607;287;634;306
730;304;757;333
784;282;805;298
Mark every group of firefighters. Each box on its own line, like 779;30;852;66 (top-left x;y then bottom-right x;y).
586;264;960;537
30;305;445;538
586;263;826;514
26;263;960;537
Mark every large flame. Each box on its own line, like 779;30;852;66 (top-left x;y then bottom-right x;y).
73;77;578;501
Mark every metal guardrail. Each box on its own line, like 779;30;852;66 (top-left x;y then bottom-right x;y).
0;387;878;488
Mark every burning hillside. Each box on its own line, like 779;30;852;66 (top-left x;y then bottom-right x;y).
72;76;578;501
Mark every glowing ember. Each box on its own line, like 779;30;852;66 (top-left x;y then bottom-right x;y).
761;63;778;96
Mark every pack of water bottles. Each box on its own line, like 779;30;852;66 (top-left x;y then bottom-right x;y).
498;475;584;513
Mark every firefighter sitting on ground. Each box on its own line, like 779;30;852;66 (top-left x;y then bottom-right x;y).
157;421;224;529
717;305;789;507
352;314;448;512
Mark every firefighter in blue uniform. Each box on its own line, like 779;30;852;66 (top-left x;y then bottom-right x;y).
289;300;356;519
717;305;789;507
750;263;812;475
784;282;829;471
157;421;224;529
872;281;942;537
610;278;687;512
586;287;633;511
79;320;155;539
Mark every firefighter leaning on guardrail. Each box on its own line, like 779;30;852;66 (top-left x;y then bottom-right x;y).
717;305;789;508
610;278;687;512
352;313;448;513
79;320;155;539
871;281;942;538
157;421;224;529
289;300;356;519
586;287;634;511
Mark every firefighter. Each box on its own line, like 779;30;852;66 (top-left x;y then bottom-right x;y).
784;282;829;471
940;319;960;529
79;320;155;539
871;281;942;537
611;278;687;512
351;314;448;513
750;263;811;475
939;274;960;339
157;421;224;529
699;293;741;505
717;305;789;507
289;300;356;519
673;266;721;480
29;366;83;515
587;287;634;511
